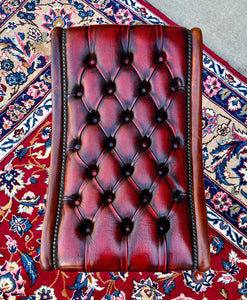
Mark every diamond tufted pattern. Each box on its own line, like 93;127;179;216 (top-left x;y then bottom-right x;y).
41;25;210;272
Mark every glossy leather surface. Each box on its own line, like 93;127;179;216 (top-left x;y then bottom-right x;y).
41;25;210;272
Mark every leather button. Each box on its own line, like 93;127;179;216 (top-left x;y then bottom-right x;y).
74;200;80;206
74;142;81;151
74;85;83;98
173;190;183;203
76;90;83;97
87;110;100;124
156;108;168;123
158;163;169;176
140;189;152;204
171;77;182;92
157;217;170;234
80;219;94;235
122;52;133;65
104;136;116;150
102;191;115;204
71;139;81;151
105;81;116;94
70;194;81;206
87;164;98;178
139;80;151;95
88;54;96;66
140;136;151;149
120;218;133;234
121;110;133;123
157;52;166;63
173;138;180;149
122;164;134;177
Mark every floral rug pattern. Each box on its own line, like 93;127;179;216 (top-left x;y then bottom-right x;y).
0;0;246;299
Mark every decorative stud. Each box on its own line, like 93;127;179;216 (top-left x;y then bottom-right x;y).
122;164;134;177
104;136;116;150
120;218;133;234
121;110;133;123
140;136;151;149
80;219;94;235
156;108;168;123
140;189;152;204
87;110;100;124
157;217;170;234
171;77;182;92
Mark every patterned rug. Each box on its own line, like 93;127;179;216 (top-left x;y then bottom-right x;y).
0;0;246;299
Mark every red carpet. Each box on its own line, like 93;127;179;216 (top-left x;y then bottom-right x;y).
0;0;246;299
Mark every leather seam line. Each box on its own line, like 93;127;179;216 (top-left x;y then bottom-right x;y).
52;28;67;269
187;29;198;270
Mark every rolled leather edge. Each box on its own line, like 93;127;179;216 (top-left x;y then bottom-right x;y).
191;27;210;271
40;27;64;271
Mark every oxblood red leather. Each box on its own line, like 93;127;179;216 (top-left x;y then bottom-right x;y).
41;25;210;272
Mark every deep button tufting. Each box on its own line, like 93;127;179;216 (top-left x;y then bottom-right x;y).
122;52;133;65
87;164;99;178
157;217;170;235
121;110;134;123
158;163;169;176
156;108;168;123
140;136;151;149
122;163;134;177
139;80;151;95
171;77;182;92
105;81;116;95
79;219;94;236
102;191;115;204
120;218;134;234
43;25;210;273
173;190;183;203
173;137;180;149
104;136;116;150
140;189;152;204
87;110;100;124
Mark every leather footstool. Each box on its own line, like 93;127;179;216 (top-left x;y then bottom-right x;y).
41;25;210;272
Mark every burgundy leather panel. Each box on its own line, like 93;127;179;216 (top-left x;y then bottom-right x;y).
41;25;210;272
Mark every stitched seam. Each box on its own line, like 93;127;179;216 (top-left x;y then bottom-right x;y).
52;28;67;269
187;29;198;270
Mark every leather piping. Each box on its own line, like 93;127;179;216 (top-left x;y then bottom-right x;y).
187;29;198;270
52;28;68;269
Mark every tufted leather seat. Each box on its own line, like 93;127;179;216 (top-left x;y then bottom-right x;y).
41;25;210;272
